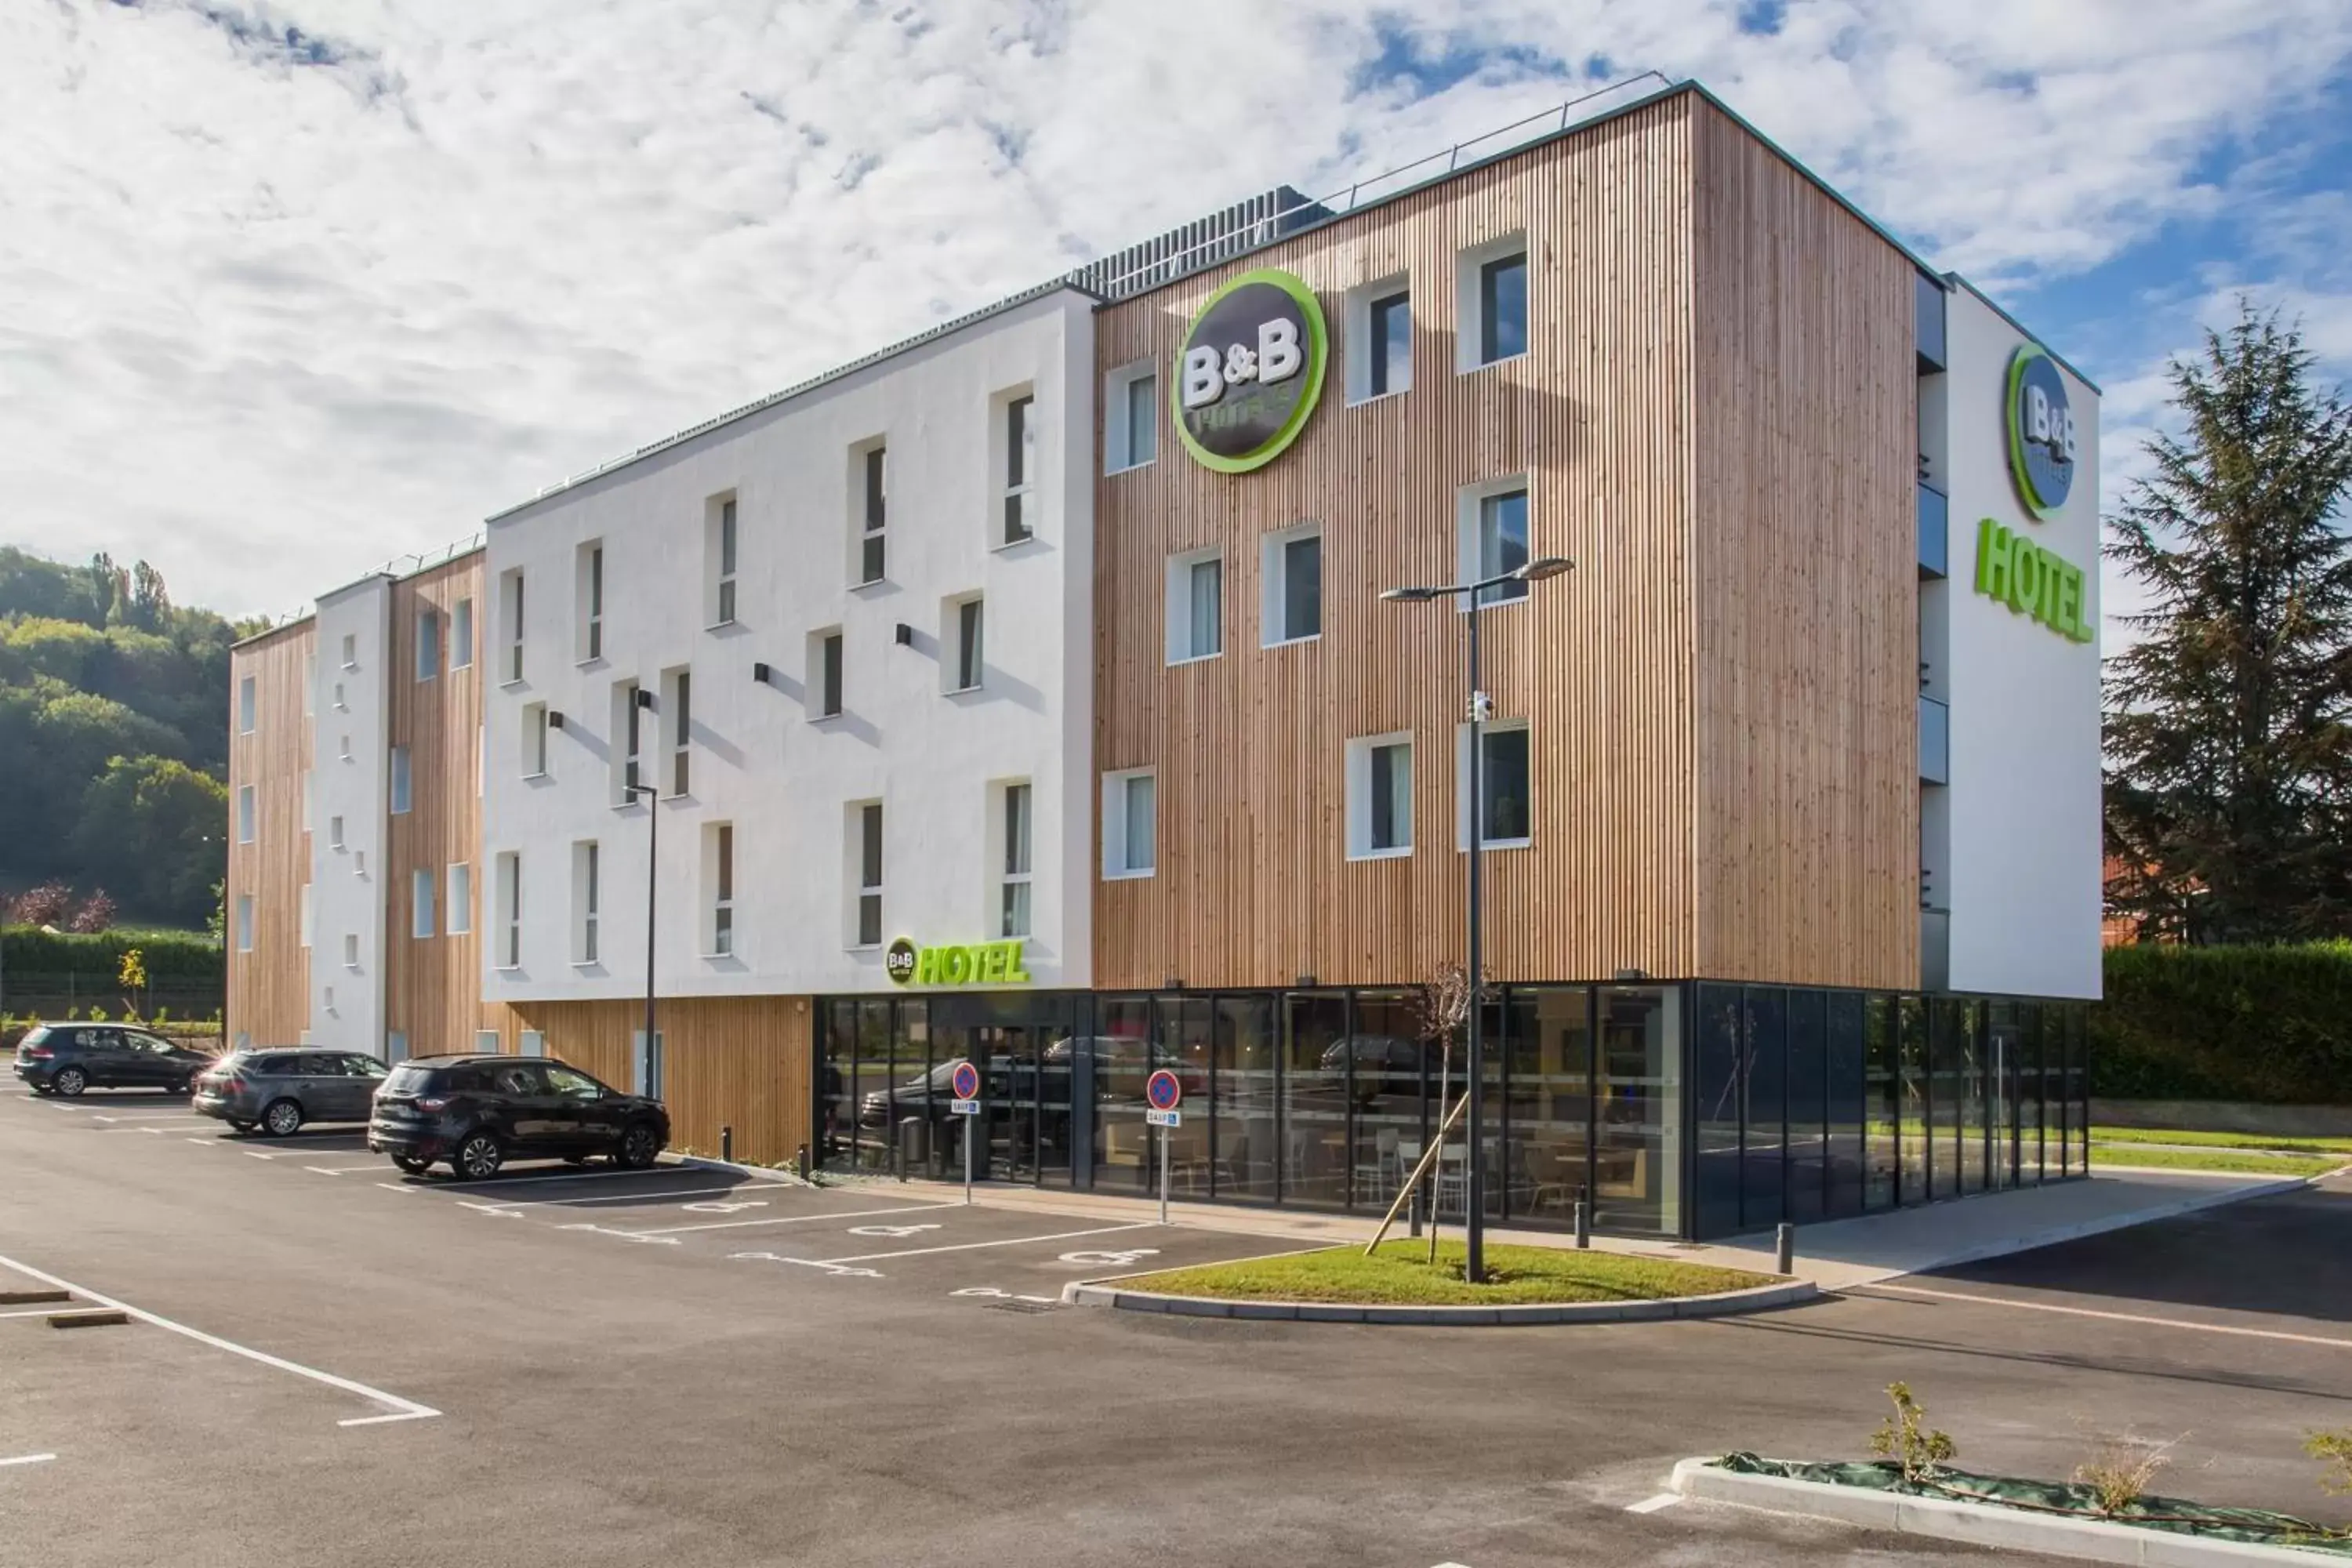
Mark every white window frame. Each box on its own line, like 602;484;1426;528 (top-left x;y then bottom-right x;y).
1457;231;1530;372
411;867;436;939
452;597;474;670
343;931;360;970
709;494;739;628
1165;547;1223;665
1456;718;1534;851
523;702;549;779
1344;273;1412;405
236;784;256;844
234;894;255;953
340;633;357;670
500;569;525;684
1345;731;1415;860
851;440;887;586
446;862;472;935
944;594;985;693
238;675;256;735
332;681;346;712
1456;476;1532;612
614;681;643;804
848;800;884;949
390;744;412;815
328;814;345;850
577;542;606;664
996;779;1033;938
1105;360;1157;474
415;608;439;682
807;626;844;720
518;1029;546;1058
572;840;601;965
1260;523;1323;647
664;667;692;797
997;387;1037;546
706;822;735;958
495;851;522;969
1102;768;1156;880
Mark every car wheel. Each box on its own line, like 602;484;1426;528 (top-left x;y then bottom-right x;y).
616;1121;662;1171
227;1118;256;1134
262;1098;304;1138
454;1131;504;1181
52;1066;87;1098
391;1155;434;1176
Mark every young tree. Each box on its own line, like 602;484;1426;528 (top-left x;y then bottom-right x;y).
2105;302;2352;942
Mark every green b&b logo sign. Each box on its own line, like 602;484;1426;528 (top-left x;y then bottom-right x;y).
2005;345;2078;519
1174;268;1327;474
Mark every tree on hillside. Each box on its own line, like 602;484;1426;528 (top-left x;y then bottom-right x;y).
70;756;228;927
2105;300;2352;943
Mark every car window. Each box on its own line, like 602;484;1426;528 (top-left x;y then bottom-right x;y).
383;1062;444;1096
299;1054;344;1076
19;1026;53;1049
488;1062;545;1096
543;1065;603;1100
343;1054;390;1080
122;1033;170;1054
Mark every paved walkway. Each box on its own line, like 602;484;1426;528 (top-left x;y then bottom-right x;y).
850;1166;2312;1289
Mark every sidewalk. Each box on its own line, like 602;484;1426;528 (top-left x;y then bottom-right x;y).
853;1166;2312;1290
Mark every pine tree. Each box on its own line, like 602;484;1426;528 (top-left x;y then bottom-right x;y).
2105;301;2352;942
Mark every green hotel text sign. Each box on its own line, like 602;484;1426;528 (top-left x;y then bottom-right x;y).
1174;268;1328;474
1973;342;2092;644
885;936;1032;988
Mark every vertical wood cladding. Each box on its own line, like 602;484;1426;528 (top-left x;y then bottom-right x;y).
496;996;814;1167
384;554;507;1052
227;622;314;1043
1094;89;1919;993
1689;100;1920;988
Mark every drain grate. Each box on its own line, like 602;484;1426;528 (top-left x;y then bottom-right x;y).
986;1300;1064;1315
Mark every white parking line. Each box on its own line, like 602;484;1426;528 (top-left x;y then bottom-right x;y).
1857;1282;2352;1349
0;1454;57;1468
458;1185;747;1209
305;1165;386;1176
0;1252;439;1428
624;1200;962;1237
0;1306;74;1319
433;1166;704;1190
1624;1493;1683;1514
812;1221;1156;1266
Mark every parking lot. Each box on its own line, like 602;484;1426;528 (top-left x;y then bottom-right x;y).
5;1080;2350;1568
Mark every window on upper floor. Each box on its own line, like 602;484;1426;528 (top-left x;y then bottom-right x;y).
390;745;412;815
1261;524;1322;645
415;608;440;682
451;597;474;670
1458;720;1532;849
572;840;601;964
495;851;522;968
236;785;256;844
235;895;254;953
1102;768;1156;879
340;633;357;669
500;569;524;683
1345;732;1414;859
1457;479;1531;607
852;441;887;585
613;681;643;804
1345;274;1413;403
1166;549;1221;665
709;495;739;627
1000;390;1036;545
1105;361;1157;473
328;814;344;850
1458;234;1529;370
411;867;436;939
343;931;359;970
522;702;549;778
238;676;256;735
577;542;605;662
446;862;472;935
707;822;735;957
998;779;1033;939
664;667;692;796
849;800;884;948
945;595;985;693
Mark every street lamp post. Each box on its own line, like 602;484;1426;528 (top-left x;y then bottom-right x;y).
1380;554;1573;1283
624;782;659;1089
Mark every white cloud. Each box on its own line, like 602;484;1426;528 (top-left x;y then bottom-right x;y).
1;0;2346;617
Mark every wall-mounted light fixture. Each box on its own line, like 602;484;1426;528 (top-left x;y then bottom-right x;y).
895;622;915;647
548;711;565;730
752;662;771;685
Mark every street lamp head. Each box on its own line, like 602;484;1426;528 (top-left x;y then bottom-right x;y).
1379;585;1442;603
1515;555;1576;583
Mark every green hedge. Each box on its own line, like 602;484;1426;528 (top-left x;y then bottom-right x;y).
2092;941;2352;1104
2;924;223;982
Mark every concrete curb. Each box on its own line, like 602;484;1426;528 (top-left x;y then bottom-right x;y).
1668;1457;2335;1565
1058;1277;1817;1325
669;1154;814;1187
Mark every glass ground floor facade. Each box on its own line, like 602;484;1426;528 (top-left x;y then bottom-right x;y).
815;982;2090;1241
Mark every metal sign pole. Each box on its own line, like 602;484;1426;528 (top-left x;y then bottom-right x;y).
1159;1121;1170;1226
963;1114;974;1205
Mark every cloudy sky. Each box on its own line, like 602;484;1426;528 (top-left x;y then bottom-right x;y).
4;0;2349;632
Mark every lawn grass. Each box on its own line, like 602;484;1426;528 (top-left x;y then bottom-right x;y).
2089;1144;2343;1177
2091;1125;2352;1155
1112;1240;1777;1307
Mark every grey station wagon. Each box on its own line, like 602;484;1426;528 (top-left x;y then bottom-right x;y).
193;1049;390;1137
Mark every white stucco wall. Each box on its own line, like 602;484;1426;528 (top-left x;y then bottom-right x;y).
1933;285;2103;1000
481;288;1096;1003
308;576;393;1052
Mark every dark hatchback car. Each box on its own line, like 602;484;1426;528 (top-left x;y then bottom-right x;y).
194;1049;390;1136
368;1054;669;1181
13;1023;214;1098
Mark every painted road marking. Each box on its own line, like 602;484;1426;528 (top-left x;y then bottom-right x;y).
458;1202;528;1218
729;1252;884;1279
0;1252;439;1428
0;1454;57;1468
556;1224;682;1245
844;1223;943;1238
305;1166;385;1176
1055;1247;1160;1268
1857;1283;2352;1349
0;1306;81;1319
243;1151;281;1160
1625;1493;1683;1514
952;1287;1060;1305
372;1183;420;1195
623;1201;961;1238
434;1166;706;1190
811;1222;1156;1267
185;1138;224;1147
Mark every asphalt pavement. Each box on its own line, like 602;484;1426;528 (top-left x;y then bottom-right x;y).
2;1082;2347;1568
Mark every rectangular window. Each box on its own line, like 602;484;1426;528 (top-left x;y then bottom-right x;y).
1463;721;1532;848
451;597;474;669
713;497;739;626
332;682;346;711
1107;364;1156;472
502;570;524;683
415;608;439;681
340;633;357;669
238;676;256;734
329;814;344;850
1479;252;1528;365
1002;394;1036;544
390;745;412;815
818;630;843;717
615;681;642;802
1370;290;1410;397
1167;550;1221;663
1103;768;1156;878
856;443;887;584
522;702;549;777
1262;526;1321;644
951;597;985;691
579;543;604;662
236;784;256;844
446;862;472;935
853;802;884;947
1461;483;1530;605
1000;781;1033;938
496;851;522;967
1347;734;1414;858
343;931;359;970
666;668;692;795
235;894;254;953
411;867;435;938
573;840;601;964
710;822;735;956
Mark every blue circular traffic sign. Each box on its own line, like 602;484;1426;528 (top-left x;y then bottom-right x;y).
950;1060;981;1101
1146;1069;1182;1112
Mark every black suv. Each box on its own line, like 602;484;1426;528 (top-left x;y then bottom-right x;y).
14;1022;215;1098
368;1054;669;1180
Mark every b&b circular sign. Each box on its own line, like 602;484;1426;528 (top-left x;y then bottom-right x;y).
884;936;918;986
1174;268;1327;474
2005;345;2078;520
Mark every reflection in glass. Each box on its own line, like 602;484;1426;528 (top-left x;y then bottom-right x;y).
1744;988;1787;1230
1694;985;1743;1238
1986;1002;2018;1191
1346;992;1426;1214
1785;989;1828;1225
1597;987;1680;1236
1282;995;1349;1208
1956;1000;1986;1196
1863;996;1897;1211
1508;988;1590;1225
1213;996;1278;1202
2018;1004;2045;1184
1898;998;1929;1205
1825;992;1865;1218
1155;997;1213;1196
1092;997;1153;1193
1930;1000;1965;1199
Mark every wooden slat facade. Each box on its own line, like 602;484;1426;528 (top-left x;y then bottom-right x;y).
1092;89;1920;994
226;622;314;1044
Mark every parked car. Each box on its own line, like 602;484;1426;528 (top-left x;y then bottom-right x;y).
192;1049;390;1136
367;1054;669;1180
13;1022;213;1098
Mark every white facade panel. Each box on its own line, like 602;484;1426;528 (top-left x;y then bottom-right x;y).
1933;287;2103;1000
308;576;393;1051
482;289;1095;1003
